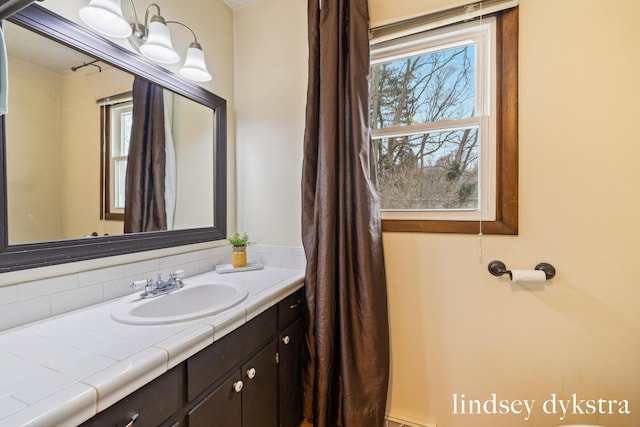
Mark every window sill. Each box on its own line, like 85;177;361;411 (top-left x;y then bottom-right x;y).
382;218;517;235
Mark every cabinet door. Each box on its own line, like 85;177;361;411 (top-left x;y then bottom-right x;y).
278;318;303;427
187;307;277;401
241;340;278;427
187;372;242;427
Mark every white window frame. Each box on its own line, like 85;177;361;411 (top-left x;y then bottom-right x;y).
371;18;497;222
99;92;133;221
109;102;132;214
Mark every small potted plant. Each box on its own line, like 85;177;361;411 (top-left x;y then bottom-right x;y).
228;232;253;268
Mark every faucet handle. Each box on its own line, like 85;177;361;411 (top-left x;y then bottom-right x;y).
131;280;147;289
145;278;156;293
174;269;185;279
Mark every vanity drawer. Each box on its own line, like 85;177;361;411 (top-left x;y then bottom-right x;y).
187;306;277;401
278;288;304;329
79;365;182;427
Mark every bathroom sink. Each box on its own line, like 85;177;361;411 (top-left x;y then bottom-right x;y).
110;282;248;325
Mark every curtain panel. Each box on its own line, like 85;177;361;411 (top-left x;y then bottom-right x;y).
301;0;390;425
124;77;167;233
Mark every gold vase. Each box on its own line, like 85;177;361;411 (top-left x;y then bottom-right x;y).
231;246;247;268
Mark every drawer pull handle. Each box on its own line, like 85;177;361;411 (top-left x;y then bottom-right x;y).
282;335;290;345
233;380;244;393
247;367;256;379
289;300;301;310
125;413;139;427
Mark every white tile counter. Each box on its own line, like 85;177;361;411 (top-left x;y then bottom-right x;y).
0;266;305;427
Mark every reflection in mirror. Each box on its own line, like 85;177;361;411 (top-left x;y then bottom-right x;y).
4;20;214;245
0;4;226;272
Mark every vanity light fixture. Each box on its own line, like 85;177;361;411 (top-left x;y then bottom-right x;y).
79;0;212;81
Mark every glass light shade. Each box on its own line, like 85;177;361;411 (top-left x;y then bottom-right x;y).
179;45;212;82
139;19;180;64
79;0;132;38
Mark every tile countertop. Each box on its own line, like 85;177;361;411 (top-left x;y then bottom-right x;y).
0;266;305;427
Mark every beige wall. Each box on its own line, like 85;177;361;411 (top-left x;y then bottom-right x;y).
58;65;131;239
369;0;469;27
6;57;62;243
381;0;640;426
8;52;131;242
236;0;640;426
233;0;307;246
172;95;214;229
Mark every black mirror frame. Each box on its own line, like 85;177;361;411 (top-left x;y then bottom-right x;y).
0;4;227;272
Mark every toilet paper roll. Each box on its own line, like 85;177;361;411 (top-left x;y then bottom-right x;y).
510;269;547;283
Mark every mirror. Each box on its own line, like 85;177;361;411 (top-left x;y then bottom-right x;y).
5;21;215;244
0;4;227;272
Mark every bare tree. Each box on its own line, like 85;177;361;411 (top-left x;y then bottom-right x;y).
370;46;479;210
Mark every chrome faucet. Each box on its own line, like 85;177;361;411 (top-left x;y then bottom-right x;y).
131;270;184;299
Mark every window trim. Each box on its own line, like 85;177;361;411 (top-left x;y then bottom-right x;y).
379;7;518;235
100;98;132;222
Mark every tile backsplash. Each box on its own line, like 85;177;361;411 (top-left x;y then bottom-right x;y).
0;245;305;332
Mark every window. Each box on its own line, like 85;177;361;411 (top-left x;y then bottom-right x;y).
370;7;518;234
100;93;133;221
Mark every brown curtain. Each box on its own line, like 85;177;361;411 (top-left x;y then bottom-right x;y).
301;0;390;426
124;77;167;233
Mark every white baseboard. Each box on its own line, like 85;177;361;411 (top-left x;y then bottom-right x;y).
385;411;436;427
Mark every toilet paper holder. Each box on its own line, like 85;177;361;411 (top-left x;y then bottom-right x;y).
488;260;556;280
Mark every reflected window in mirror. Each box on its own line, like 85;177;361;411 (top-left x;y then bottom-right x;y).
100;92;133;223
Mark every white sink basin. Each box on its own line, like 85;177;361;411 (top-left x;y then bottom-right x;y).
110;282;248;325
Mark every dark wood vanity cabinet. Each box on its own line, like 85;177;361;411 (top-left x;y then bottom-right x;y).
80;288;304;427
277;291;304;427
278;319;303;427
187;340;280;427
240;340;279;426
187;311;279;427
79;365;183;427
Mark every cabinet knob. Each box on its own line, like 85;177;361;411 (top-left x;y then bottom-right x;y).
233;380;243;393
246;367;256;379
282;335;290;345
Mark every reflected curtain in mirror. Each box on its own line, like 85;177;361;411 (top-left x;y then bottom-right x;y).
124;77;167;233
